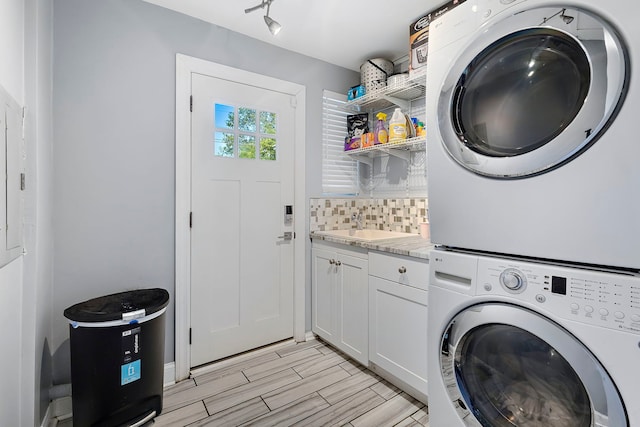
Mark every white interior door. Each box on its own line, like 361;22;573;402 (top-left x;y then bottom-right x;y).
190;72;295;367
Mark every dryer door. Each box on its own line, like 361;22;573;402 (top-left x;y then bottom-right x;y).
436;5;628;178
440;303;627;426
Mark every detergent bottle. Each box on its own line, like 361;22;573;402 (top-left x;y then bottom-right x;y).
374;112;388;144
388;108;407;142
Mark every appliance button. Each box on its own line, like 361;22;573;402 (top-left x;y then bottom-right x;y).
632;314;640;323
484;283;492;292
483;9;492;18
570;303;580;311
535;294;546;303
584;305;594;313
614;311;625;320
599;308;609;316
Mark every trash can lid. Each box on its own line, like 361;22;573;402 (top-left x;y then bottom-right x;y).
64;288;170;322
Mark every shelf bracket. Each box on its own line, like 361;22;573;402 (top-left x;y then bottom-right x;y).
386;148;411;162
381;95;411;111
350;154;373;166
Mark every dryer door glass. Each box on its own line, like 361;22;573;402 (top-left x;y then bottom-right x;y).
455;324;591;426
452;28;590;157
436;6;628;178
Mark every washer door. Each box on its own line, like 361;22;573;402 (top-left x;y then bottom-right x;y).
440;303;627;426
437;6;628;178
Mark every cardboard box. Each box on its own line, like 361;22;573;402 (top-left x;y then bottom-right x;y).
409;0;467;76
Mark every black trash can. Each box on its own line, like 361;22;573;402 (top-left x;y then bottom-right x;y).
64;288;170;427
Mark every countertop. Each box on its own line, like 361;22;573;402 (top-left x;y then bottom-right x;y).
310;231;435;260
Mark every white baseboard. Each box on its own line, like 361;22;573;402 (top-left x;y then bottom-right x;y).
164;362;176;387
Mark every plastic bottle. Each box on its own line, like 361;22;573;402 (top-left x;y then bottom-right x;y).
374;112;388;144
388;108;407;142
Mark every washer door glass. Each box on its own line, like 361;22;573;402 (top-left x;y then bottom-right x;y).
437;6;628;178
453;28;590;157
440;304;627;427
456;324;590;426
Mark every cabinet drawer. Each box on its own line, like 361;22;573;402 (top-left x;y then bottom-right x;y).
369;251;429;290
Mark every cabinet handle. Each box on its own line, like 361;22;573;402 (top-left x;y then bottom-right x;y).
336;260;342;266
329;259;336;265
398;266;407;274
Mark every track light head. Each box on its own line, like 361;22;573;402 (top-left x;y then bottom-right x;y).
264;15;282;35
244;0;282;35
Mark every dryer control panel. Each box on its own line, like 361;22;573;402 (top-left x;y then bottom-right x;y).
476;256;640;335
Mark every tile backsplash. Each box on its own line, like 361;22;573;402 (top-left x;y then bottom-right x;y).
310;198;428;234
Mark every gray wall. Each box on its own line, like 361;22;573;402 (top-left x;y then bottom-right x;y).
52;0;358;381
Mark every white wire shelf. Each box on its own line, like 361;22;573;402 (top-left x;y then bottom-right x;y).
344;136;426;165
345;74;426;112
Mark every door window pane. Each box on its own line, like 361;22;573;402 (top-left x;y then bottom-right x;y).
456;324;591;426
214;132;234;157
260;137;276;160
215;104;235;129
453;28;590;157
239;134;256;159
260;111;277;135
238;108;257;132
213;104;278;161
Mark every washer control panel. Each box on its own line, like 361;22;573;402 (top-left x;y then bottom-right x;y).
477;256;640;334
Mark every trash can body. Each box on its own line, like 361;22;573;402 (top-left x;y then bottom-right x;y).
64;288;169;427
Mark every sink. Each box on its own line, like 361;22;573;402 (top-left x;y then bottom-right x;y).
315;229;415;242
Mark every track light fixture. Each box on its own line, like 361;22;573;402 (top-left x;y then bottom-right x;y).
245;0;282;36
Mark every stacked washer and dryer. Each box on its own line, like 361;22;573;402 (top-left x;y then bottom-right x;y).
425;0;640;426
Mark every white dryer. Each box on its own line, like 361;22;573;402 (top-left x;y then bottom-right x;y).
428;248;640;426
425;0;640;269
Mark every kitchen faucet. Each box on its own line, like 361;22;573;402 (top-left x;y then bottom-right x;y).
351;211;363;230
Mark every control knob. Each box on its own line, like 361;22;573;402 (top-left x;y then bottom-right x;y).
500;268;527;292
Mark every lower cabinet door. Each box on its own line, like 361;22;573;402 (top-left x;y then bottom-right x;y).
312;246;337;342
337;252;369;365
369;276;428;395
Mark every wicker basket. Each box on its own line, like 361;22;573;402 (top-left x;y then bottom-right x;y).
360;58;394;93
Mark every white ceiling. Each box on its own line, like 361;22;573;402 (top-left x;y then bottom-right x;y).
143;0;444;71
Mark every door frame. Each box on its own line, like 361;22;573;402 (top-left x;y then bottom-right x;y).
174;54;306;381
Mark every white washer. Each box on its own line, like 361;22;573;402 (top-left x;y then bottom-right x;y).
425;0;640;270
428;248;640;426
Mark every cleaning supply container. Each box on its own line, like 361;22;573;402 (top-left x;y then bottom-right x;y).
389;108;407;142
374;112;388;144
64;288;170;427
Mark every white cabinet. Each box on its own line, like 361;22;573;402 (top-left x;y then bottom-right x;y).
312;241;369;365
368;251;429;400
0;86;24;268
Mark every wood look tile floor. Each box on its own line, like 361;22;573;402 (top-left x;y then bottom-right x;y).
154;338;430;426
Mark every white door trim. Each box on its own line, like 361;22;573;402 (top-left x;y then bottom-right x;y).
175;54;306;381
